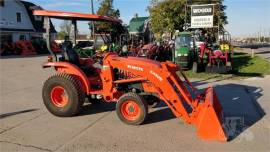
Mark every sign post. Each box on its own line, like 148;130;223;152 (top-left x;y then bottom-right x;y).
190;4;214;29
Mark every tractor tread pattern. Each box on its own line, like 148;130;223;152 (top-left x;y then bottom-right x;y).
42;73;85;117
116;93;148;125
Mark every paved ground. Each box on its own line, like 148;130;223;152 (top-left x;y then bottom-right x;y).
0;56;269;152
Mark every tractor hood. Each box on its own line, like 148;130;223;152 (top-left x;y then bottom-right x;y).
103;53;163;70
118;56;163;69
175;47;189;57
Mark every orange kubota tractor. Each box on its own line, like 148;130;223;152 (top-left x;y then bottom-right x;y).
34;9;227;141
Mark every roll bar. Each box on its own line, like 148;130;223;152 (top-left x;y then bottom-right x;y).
43;17;56;61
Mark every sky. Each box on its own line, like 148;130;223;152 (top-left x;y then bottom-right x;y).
25;0;270;38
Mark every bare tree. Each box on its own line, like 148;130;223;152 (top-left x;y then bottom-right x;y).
58;20;79;40
59;20;72;36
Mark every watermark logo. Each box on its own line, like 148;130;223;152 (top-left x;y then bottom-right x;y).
223;116;254;142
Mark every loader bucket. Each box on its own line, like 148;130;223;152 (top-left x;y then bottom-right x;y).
195;87;227;141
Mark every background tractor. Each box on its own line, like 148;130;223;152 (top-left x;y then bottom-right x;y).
191;30;233;73
205;31;233;73
73;33;120;58
73;40;95;58
174;32;198;72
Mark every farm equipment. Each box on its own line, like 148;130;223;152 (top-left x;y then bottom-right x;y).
130;42;171;62
34;9;227;141
31;39;48;54
217;31;233;71
73;40;95;58
137;43;158;59
219;31;233;52
15;40;37;56
73;34;120;58
193;31;233;73
174;32;198;71
201;31;233;73
31;39;62;54
0;41;16;56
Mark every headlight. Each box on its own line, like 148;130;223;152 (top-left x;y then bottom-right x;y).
122;45;128;53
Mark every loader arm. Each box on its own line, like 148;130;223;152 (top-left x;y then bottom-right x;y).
101;53;227;141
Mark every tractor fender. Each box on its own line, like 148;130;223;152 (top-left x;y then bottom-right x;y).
43;62;90;94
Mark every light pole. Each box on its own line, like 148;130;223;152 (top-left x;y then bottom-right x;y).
90;0;95;39
185;0;187;29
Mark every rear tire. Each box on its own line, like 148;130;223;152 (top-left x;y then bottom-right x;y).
42;73;85;117
116;93;148;125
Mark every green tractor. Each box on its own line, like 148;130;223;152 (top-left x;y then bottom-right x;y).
174;32;198;71
73;41;95;58
74;34;121;58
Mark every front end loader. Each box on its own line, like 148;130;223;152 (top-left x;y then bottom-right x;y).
35;9;227;142
101;54;227;141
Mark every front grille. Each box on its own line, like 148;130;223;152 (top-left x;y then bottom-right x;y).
176;56;188;68
176;56;188;62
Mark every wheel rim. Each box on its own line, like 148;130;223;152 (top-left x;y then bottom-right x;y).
120;100;140;121
50;86;68;107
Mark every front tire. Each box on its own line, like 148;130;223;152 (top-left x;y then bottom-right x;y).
42;73;85;117
116;93;148;125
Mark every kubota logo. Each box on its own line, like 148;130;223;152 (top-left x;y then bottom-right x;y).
150;70;163;81
127;65;144;71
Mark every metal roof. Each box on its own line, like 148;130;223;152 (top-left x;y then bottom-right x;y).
33;10;122;23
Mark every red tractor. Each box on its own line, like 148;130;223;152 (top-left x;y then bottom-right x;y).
133;43;172;62
196;32;233;73
34;9;227;141
136;44;158;59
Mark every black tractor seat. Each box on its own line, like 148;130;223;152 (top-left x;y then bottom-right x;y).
60;41;96;76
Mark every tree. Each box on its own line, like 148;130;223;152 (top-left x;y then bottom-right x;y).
148;0;228;35
95;0;120;32
59;20;71;36
148;0;186;35
57;31;68;40
94;0;125;42
58;20;79;40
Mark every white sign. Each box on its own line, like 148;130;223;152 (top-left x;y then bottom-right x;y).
190;5;214;28
191;16;213;28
